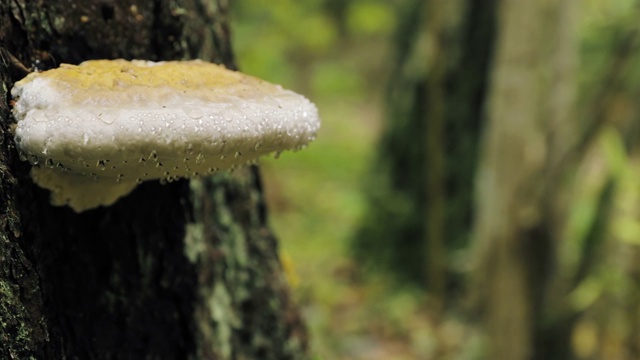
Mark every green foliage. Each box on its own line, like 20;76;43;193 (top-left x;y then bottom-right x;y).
346;1;396;36
311;61;364;99
232;0;397;95
555;1;640;356
235;0;640;357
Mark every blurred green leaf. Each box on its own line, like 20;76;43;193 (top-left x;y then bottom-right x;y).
311;61;365;99
347;1;396;36
570;278;602;311
600;127;628;177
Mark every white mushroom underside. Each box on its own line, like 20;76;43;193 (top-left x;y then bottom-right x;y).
11;61;320;212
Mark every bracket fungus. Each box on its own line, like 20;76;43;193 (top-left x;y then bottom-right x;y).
11;59;320;212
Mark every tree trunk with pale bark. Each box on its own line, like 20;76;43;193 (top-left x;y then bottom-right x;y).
473;1;579;359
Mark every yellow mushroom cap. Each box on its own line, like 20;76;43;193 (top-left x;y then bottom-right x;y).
11;59;320;212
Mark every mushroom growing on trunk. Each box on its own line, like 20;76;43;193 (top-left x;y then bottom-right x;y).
11;59;320;212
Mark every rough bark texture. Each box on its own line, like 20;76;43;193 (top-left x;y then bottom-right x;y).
0;1;307;359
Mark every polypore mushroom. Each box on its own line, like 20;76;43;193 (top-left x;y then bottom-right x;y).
11;59;320;212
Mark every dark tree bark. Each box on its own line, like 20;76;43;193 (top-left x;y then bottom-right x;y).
0;1;307;359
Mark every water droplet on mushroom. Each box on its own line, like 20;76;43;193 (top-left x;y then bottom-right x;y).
185;108;205;119
97;112;116;124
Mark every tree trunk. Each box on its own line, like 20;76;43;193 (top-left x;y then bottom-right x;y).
352;0;496;293
0;1;307;359
472;0;579;359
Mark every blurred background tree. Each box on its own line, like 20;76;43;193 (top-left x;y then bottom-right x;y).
233;0;640;359
352;0;496;303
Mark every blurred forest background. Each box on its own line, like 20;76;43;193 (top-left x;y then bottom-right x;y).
233;0;640;359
